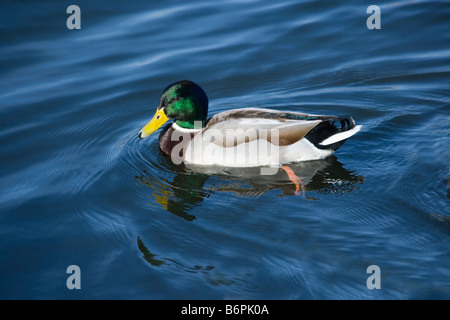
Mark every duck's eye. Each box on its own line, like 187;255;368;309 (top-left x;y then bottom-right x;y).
156;115;161;120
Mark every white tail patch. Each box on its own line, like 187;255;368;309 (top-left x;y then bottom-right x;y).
319;125;362;146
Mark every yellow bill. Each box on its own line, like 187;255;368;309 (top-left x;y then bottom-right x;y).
139;108;169;138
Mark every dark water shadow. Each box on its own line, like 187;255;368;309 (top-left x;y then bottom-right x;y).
137;236;237;287
135;155;365;220
135;169;210;221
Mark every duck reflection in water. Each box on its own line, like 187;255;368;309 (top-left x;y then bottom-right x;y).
135;155;364;220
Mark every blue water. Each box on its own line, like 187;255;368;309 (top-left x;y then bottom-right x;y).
1;0;449;299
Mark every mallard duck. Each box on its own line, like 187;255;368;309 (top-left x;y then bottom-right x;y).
138;80;361;167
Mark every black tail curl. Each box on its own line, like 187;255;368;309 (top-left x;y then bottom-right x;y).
305;116;356;151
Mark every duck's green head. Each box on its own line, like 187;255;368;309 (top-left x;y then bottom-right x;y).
138;80;208;138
